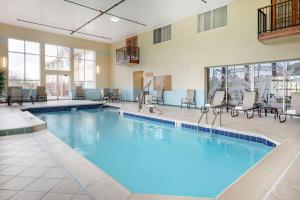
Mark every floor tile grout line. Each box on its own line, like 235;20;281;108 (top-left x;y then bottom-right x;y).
35;178;65;200
262;151;300;200
34;134;95;200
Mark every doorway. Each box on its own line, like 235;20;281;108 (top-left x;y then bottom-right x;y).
46;74;70;100
133;71;144;101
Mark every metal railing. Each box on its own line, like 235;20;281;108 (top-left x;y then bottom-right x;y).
138;80;152;112
258;0;300;35
116;46;140;64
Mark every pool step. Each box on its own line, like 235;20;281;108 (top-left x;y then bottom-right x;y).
0;111;46;137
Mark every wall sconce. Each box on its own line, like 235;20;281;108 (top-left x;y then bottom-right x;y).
96;65;101;74
2;57;6;68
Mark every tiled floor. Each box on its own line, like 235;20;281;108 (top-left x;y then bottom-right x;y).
0;134;92;200
1;100;300;200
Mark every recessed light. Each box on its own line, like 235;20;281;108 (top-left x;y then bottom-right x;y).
110;17;120;22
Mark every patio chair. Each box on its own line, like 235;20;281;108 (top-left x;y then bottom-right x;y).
7;86;23;106
101;88;111;102
75;86;86;100
111;89;122;102
23;89;34;104
279;92;300;123
36;86;47;102
201;90;225;113
152;90;164;105
231;91;257;119
181;89;196;108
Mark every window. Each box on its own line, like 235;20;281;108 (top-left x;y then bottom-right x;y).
8;39;40;88
45;44;70;71
74;49;96;88
198;6;227;32
206;59;300;110
153;25;171;44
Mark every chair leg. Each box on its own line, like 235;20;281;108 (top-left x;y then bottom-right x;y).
231;109;239;117
246;109;254;119
279;114;287;123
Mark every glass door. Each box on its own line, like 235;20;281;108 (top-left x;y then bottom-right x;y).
46;74;70;100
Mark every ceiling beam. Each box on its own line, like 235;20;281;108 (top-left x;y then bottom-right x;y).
17;19;112;40
64;0;146;27
70;0;126;35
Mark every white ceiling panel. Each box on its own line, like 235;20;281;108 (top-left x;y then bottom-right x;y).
0;0;228;43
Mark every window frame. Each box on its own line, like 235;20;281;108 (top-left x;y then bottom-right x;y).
73;49;96;89
8;38;41;88
45;44;71;71
198;5;227;33
153;25;172;44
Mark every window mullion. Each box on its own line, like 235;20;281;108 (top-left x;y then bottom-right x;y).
24;41;26;87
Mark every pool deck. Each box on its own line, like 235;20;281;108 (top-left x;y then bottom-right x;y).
0;100;300;200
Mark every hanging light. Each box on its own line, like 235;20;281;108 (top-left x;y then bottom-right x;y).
110;16;120;22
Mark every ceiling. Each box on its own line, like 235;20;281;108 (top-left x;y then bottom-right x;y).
0;0;228;43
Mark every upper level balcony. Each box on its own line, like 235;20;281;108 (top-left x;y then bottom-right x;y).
258;0;300;43
116;46;140;65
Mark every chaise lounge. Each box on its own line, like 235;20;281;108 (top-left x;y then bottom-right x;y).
231;91;257;119
152;90;164;105
36;86;47;102
7;86;23;106
201;90;225;113
75;86;86;100
279;92;300;123
181;89;196;109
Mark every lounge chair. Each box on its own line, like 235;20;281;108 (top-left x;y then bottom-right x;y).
36;86;47;102
181;89;196;108
75;86;86;100
101;88;111;102
201;90;225;113
279;92;300;123
152;90;164;105
231;91;257;119
111;89;122;102
23;89;34;104
7;86;23;106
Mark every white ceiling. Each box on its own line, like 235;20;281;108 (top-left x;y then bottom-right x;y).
0;0;228;43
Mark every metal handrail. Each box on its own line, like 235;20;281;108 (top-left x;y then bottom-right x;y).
138;80;152;112
197;106;222;133
258;0;300;35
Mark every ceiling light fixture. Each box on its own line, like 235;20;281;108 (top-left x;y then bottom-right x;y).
110;17;120;22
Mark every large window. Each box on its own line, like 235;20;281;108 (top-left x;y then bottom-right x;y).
153;25;171;44
74;49;96;88
198;6;227;32
207;67;226;102
206;59;300;110
8;39;40;88
45;44;70;71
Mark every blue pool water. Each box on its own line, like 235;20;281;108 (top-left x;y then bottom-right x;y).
36;109;273;198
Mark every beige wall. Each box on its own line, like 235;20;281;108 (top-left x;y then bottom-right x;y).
0;23;111;89
110;0;300;101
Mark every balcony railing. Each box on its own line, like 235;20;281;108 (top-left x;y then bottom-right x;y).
116;46;140;65
258;0;300;36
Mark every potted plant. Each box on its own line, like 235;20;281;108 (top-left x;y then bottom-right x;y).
0;69;6;96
